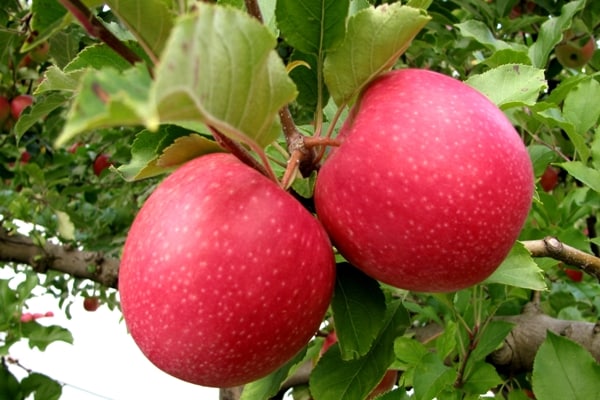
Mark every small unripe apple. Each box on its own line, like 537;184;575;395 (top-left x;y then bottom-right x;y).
555;35;595;69
539;166;559;192
83;297;100;312
315;69;534;292
10;95;34;120
93;154;112;176
119;153;335;387
0;96;10;126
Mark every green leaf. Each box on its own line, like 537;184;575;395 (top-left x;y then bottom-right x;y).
331;263;387;360
36;66;83;94
22;323;74;351
323;3;430;106
563;78;600;137
63;43;138;73
15;93;70;143
462;361;503;395
116;127;221;181
21;373;62;400
456;20;526;53
413;352;457;400
56;63;154;147
484;242;546;291
560;161;600;193
394;336;429;368
241;347;309;400
105;0;173;63
310;301;409;400
0;361;23;400
528;0;586;68
470;320;514;363
275;0;349;54
532;331;600;400
465;64;547;109
55;210;75;241
151;4;297;148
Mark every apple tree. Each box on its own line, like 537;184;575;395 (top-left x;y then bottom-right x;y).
1;0;600;399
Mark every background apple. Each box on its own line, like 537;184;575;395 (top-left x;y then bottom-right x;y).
83;297;100;312
555;35;595;69
28;41;50;64
315;69;534;292
119;153;335;387
93;153;112;176
540;166;559;192
10;94;34;120
0;96;10;126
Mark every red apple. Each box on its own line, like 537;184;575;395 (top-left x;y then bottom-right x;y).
564;268;583;283
68;142;83;154
315;69;534;292
556;35;595;69
0;96;10;126
119;153;335;387
83;297;100;312
540;166;559;192
28;41;50;64
10;95;34;120
93;154;112;176
318;331;397;399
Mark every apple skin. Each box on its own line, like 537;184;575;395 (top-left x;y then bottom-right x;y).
314;69;534;293
119;153;335;387
556;36;595;69
93;154;112;176
10;95;34;120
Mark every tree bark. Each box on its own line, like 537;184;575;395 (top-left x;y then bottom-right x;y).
0;226;119;288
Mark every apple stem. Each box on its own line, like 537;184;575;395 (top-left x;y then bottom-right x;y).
303;136;342;149
210;127;272;179
57;0;147;73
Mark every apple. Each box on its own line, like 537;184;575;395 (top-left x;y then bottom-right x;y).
314;69;534;292
0;96;10;126
83;297;100;312
119;153;335;387
10;95;34;120
20;151;31;164
93;154;112;176
539;166;559;192
28;41;50;64
555;35;595;69
564;268;583;283
68;142;83;154
318;331;397;399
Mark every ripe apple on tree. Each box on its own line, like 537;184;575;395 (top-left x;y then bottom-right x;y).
93;154;112;176
0;96;10;127
10;94;34;120
539;166;559;192
119;153;335;387
315;69;534;293
83;297;100;312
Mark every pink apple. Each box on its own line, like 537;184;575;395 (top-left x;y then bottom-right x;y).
119;153;335;387
10;95;34;120
315;69;534;292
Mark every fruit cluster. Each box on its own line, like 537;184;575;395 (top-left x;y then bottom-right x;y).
118;69;534;387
